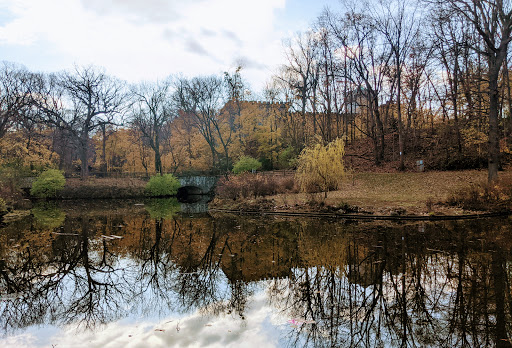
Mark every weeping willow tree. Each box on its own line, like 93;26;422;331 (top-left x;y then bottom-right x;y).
295;137;345;199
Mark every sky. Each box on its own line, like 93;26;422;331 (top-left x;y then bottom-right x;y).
0;0;340;95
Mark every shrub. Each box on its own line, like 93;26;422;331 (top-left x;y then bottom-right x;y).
232;156;262;174
446;177;512;211
277;146;298;169
216;173;297;200
145;174;181;197
296;138;345;198
30;169;66;198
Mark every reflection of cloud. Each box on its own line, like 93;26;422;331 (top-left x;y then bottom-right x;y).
2;290;283;348
0;333;37;348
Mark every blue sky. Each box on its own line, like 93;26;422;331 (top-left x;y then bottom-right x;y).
0;0;340;94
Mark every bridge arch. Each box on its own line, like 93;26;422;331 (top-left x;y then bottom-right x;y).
177;175;219;197
176;185;203;199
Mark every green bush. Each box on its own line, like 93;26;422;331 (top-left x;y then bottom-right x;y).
232;156;262;174
145;174;181;196
278;146;298;169
30;169;66;198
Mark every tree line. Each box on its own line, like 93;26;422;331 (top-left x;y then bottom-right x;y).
1;0;511;182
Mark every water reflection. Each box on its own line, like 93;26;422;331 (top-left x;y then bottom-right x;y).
0;201;511;347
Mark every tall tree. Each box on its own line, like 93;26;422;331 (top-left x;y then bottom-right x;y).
130;80;174;174
326;8;392;164
173;76;231;172
0;62;34;138
281;31;320;149
34;66;125;179
377;0;420;170
434;0;512;182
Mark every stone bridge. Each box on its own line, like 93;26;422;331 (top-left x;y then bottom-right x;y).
177;175;219;197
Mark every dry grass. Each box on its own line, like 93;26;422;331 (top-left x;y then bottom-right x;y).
270;169;512;215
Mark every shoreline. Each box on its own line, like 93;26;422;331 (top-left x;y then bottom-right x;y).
209;207;511;221
6;169;511;222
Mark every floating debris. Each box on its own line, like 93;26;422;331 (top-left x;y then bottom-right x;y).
101;235;123;240
426;248;444;253
51;232;79;236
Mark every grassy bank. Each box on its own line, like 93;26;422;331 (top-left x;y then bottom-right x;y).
56;178;147;199
211;169;512;216
8;169;512;218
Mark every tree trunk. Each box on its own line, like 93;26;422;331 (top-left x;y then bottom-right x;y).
154;134;162;175
397;52;405;171
488;74;500;182
154;147;162;175
80;138;89;180
101;124;107;173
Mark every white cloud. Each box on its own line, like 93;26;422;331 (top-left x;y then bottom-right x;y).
0;0;342;93
0;0;290;91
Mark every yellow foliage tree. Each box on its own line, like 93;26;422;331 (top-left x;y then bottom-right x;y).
0;130;59;169
295;137;345;198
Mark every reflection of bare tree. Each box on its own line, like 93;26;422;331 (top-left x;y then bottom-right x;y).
173;221;226;311
55;217;131;329
131;213;253;319
1;209;512;348
0;216;133;332
133;216;181;316
268;220;512;348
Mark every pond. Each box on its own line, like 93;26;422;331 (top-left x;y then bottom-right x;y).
0;199;511;347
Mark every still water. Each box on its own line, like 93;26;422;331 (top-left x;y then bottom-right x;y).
0;199;511;348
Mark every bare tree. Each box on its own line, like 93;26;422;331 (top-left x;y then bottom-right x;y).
432;0;512;182
281;31;320;149
0;62;34;138
173;75;231;172
376;0;421;170
326;8;392;164
130;80;174;174
34;66;125;179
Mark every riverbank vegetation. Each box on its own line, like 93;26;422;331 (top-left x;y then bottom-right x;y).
211;169;512;216
1;0;512;215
